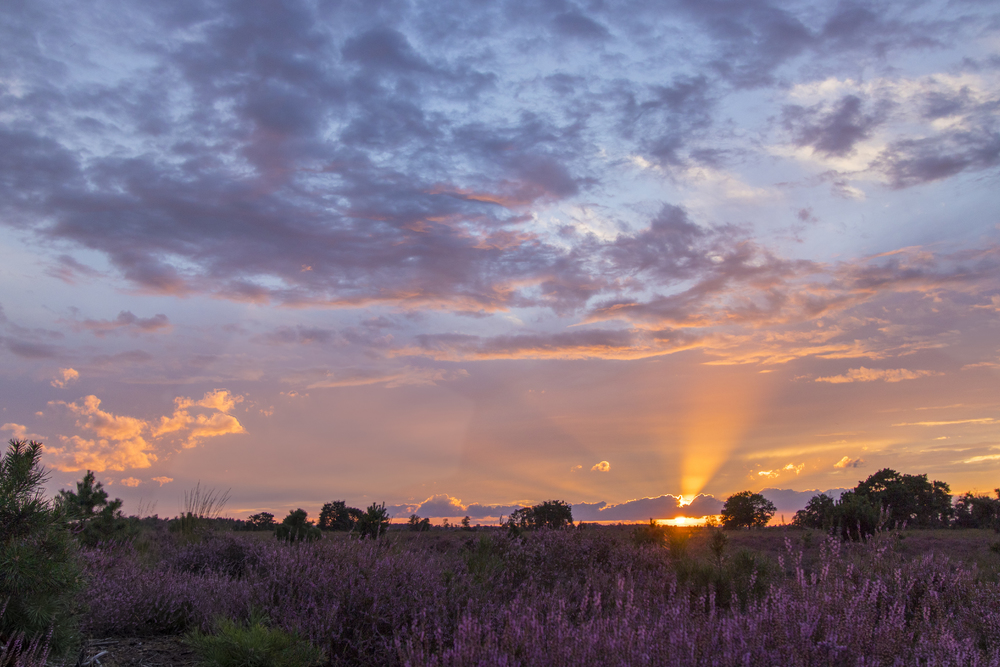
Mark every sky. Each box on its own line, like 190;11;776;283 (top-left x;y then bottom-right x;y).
1;0;999;523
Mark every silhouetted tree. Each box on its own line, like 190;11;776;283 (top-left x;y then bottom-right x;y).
355;502;390;539
319;500;363;531
507;500;574;529
721;491;776;529
246;511;275;531
953;491;1000;530
854;469;952;527
407;514;431;531
276;508;321;542
792;493;837;529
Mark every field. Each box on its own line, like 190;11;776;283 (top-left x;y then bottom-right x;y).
56;523;1000;666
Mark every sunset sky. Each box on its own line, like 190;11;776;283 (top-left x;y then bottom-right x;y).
1;0;999;522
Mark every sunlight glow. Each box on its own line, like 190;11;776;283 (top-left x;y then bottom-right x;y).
680;371;770;497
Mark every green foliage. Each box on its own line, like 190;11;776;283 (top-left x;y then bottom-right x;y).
953;491;1000;530
318;500;362;531
792;493;837;529
0;439;81;656
245;512;275;531
407;514;431;532
507;500;574;530
56;470;135;547
186;610;324;667
708;527;728;566
833;491;881;541
721;491;776;529
854;468;952;527
276;509;321;543
355;502;390;539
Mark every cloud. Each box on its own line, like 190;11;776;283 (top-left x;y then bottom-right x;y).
815;367;940;383
399;494;524;519
70;311;171;337
893;418;999;427
301;366;468;390
1;423;29;439
591;460;611;472
151;476;173;486
51;368;79;388
834;456;864;469
758;463;804;478
48;390;246;470
575;494;724;521
121;477;142;487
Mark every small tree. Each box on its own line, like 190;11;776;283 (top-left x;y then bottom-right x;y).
276;509;321;543
721;491;776;529
506;500;574;530
56;470;134;546
953;491;1000;530
318;500;362;531
792;493;837;529
355;502;391;539
408;514;431;532
246;512;276;531
0;440;81;655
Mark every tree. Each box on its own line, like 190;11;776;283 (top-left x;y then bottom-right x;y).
246;512;276;531
721;491;776;529
318;500;362;531
276;509;321;543
506;500;574;530
953;491;1000;530
355;502;390;539
0;440;81;655
408;514;431;531
854;469;952;527
792;493;837;529
834;491;881;541
55;470;134;546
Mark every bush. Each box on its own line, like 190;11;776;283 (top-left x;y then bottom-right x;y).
355;503;390;539
276;509;321;543
408;514;431;532
56;470;136;546
318;501;362;531
0;439;81;656
185;611;324;667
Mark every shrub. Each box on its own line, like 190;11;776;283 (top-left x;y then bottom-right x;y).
56;470;136;547
186;611;324;667
631;519;667;547
408;514;431;532
276;509;321;543
0;439;81;656
355;502;390;539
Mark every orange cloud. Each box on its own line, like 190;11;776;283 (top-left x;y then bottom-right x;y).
834;456;864;468
121;477;142;487
815;367;940;383
591;460;610;472
51;368;79;388
48;390;246;471
152;476;173;486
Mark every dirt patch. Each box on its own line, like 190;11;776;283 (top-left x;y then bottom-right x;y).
78;636;198;667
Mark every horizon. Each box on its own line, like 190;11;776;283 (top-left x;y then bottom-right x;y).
1;0;998;519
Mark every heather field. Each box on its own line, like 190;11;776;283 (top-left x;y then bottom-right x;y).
57;523;1000;666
